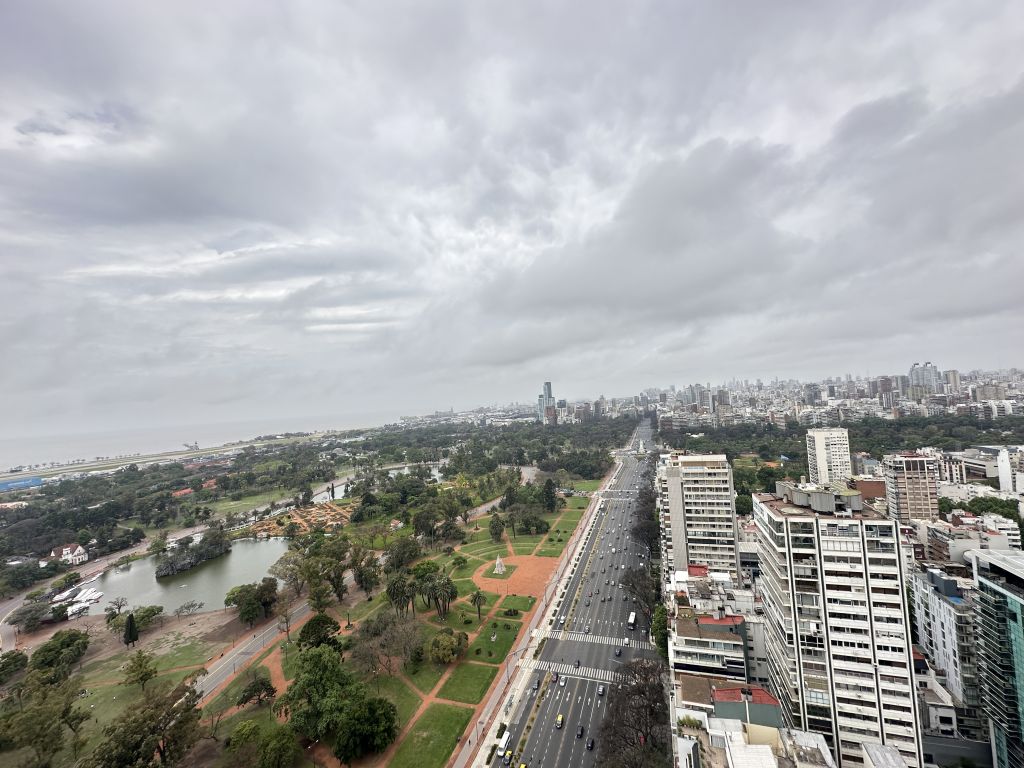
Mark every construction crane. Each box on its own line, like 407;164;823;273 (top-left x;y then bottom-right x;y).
183;442;199;451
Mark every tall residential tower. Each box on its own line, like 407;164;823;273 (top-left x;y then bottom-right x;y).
806;428;853;485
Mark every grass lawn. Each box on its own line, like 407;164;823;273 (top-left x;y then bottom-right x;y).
467;619;522;664
483;563;516;579
510;535;544;555
149;637;217;671
536;539;569;557
451;578;477;597
437;662;498;704
460;540;508;558
369;674;422;725
563;495;590;510
389;703;474;768
407;662;446;695
208;489;293;517
206;663;272;715
500;595;536;613
431;607;487;632
570;479;602;492
336;593;387;625
280;641;301;681
449;556;485;579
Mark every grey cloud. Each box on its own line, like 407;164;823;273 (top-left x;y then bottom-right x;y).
2;1;1023;440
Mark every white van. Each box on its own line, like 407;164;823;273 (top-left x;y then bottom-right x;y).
497;732;511;752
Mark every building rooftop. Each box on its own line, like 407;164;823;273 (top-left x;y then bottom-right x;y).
862;742;907;768
675;616;744;641
713;686;780;706
754;492;883;521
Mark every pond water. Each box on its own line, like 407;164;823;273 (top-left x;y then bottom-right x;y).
90;537;290;615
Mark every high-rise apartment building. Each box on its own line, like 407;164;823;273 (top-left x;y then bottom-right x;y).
754;482;922;768
972;550;1024;768
806;428;853;485
909;567;985;740
883;453;940;524
537;381;555;423
909;362;942;394
657;452;739;581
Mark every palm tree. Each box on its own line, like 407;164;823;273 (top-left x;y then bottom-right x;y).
470;590;487;621
386;574;408;617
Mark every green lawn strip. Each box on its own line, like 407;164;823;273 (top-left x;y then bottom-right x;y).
482;563;516;580
562;496;590;510
536;544;567;557
363;674;422;726
205;663;272;715
208;489;294;517
459;539;508;557
510;535;544;554
150;637;218;671
436;662;498;705
280;641;301;682
499;595;536;613
338;593;387;624
467;619;522;664
569;479;602;492
429;607;487;632
389;703;474;768
449;556;486;579
451;578;477;597
406;662;446;695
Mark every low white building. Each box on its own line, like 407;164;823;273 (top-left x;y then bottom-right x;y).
45;543;89;566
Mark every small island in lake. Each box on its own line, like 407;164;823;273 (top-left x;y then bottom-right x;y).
155;527;232;577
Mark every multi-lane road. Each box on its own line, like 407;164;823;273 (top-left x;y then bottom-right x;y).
500;422;657;768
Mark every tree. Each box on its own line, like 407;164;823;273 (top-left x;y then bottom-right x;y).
30;629;90;681
489;513;505;542
51;571;81;591
470;590;487;621
6;602;50;634
256;577;279;617
620;566;659;624
276;604;293;641
273;645;359;741
597;659;671;768
428;574;458;618
258;723;301;768
147;530;169;555
451;554;468;570
173;599;205;620
123;612;140;647
651;604;668;659
354;556;381;597
107;596;129;616
0;649;28;684
237;673;277;707
225;583;262;627
630;517;660;555
85;679;202;768
734;494;753;515
427;628;468;665
122;649;158;691
269;551;307;598
383;536;421;571
386;573;412;617
0;671;84;768
297;612;340;649
333;696;399;763
542;478;558;513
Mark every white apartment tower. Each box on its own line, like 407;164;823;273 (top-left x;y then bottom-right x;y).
806;428;853;485
754;482;923;768
657;452;740;581
883;453;940;524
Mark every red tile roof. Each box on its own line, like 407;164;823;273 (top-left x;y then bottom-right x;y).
698;615;744;626
687;564;709;577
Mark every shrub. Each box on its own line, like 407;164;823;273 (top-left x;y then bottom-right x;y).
504;623;511;630
475;648;482;655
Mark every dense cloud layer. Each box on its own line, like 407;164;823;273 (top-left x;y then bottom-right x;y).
2;1;1022;438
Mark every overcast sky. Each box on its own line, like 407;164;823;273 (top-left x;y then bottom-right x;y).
2;2;1023;440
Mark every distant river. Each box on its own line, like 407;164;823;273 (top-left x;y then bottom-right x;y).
90;538;291;616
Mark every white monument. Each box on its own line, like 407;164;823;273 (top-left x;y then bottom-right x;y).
494;555;506;575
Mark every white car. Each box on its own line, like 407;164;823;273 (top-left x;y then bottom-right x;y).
559;676;567;687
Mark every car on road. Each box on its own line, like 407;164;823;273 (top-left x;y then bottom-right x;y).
576;726;585;739
615;648;622;657
624;637;630;645
533;678;541;690
587;738;595;751
556;714;564;729
585;625;590;634
560;616;566;624
559;676;567;687
597;684;605;696
605;579;609;585
585;599;591;607
503;750;514;765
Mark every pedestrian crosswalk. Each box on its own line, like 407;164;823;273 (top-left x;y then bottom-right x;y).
547;627;656;652
529;659;621;684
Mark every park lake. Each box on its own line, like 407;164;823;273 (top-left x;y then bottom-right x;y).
90;537;291;615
